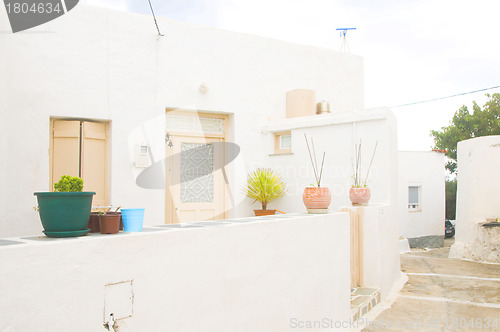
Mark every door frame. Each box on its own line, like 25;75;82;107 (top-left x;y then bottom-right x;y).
164;110;229;224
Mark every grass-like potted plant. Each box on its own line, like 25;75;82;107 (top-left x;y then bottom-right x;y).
244;168;286;216
303;134;331;213
350;140;378;206
34;175;95;238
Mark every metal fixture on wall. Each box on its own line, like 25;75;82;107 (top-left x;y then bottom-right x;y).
316;101;331;114
199;83;209;93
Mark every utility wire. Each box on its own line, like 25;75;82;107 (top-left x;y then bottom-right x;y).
147;0;164;36
391;85;500;108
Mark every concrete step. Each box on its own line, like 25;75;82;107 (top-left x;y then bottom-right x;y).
351;287;381;321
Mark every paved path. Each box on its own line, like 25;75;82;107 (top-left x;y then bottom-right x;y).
362;239;500;331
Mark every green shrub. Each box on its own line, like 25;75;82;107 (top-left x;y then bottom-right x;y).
54;175;84;192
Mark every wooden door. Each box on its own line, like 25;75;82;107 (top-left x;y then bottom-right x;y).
165;135;225;223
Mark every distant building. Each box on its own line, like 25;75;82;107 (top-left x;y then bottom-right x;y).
398;151;446;248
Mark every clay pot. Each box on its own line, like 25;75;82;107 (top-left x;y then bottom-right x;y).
88;212;100;233
106;211;123;230
303;187;331;212
254;209;277;216
99;214;121;234
349;187;371;206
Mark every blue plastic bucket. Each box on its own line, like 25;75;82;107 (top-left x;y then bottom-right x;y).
121;208;145;232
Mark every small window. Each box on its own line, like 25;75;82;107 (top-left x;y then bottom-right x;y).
408;186;421;211
274;132;292;154
280;134;291;149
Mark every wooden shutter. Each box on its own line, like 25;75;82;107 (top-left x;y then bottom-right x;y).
51;120;109;208
51;120;81;190
81;121;108;207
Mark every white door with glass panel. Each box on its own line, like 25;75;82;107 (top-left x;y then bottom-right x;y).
164;112;227;224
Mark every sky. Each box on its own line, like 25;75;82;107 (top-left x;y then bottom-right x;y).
82;0;500;150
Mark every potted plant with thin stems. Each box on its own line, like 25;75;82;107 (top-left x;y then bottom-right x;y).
34;175;95;237
302;134;331;213
350;140;378;205
244;168;286;216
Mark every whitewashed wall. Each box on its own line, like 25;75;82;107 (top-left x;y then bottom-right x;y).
450;136;500;262
0;5;365;237
0;28;6;230
398;151;445;247
258;108;398;216
0;214;351;331
362;204;402;299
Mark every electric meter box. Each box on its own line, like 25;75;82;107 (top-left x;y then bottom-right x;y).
134;144;151;168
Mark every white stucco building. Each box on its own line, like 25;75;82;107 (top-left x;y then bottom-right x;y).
450;136;500;263
398;151;446;248
0;4;398;237
0;5;403;330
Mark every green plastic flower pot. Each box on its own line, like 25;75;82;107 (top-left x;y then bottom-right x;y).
34;192;95;238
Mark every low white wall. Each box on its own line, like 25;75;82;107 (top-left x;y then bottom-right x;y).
360;205;401;300
398;151;445;242
0;213;351;331
450;136;500;263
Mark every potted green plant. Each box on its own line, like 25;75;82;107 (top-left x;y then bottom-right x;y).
34;175;95;238
244;168;286;216
350;140;378;206
302;134;331;213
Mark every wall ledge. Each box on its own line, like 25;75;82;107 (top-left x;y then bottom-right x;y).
262;107;391;133
0;213;335;249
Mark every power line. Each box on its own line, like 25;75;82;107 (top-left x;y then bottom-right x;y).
391;85;500;108
147;0;164;36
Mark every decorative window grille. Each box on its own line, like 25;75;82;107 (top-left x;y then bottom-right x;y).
180;143;214;203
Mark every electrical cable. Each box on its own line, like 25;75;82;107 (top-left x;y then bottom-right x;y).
147;0;164;36
391;85;500;108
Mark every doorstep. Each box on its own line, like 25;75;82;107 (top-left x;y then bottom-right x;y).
350;287;381;321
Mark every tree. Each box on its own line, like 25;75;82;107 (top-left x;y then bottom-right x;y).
431;93;500;173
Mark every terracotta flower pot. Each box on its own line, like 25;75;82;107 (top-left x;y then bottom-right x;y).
349;187;371;206
303;187;331;213
99;214;121;234
106;211;123;230
254;209;277;216
88;212;100;233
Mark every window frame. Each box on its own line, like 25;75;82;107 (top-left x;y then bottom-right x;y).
273;131;292;155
